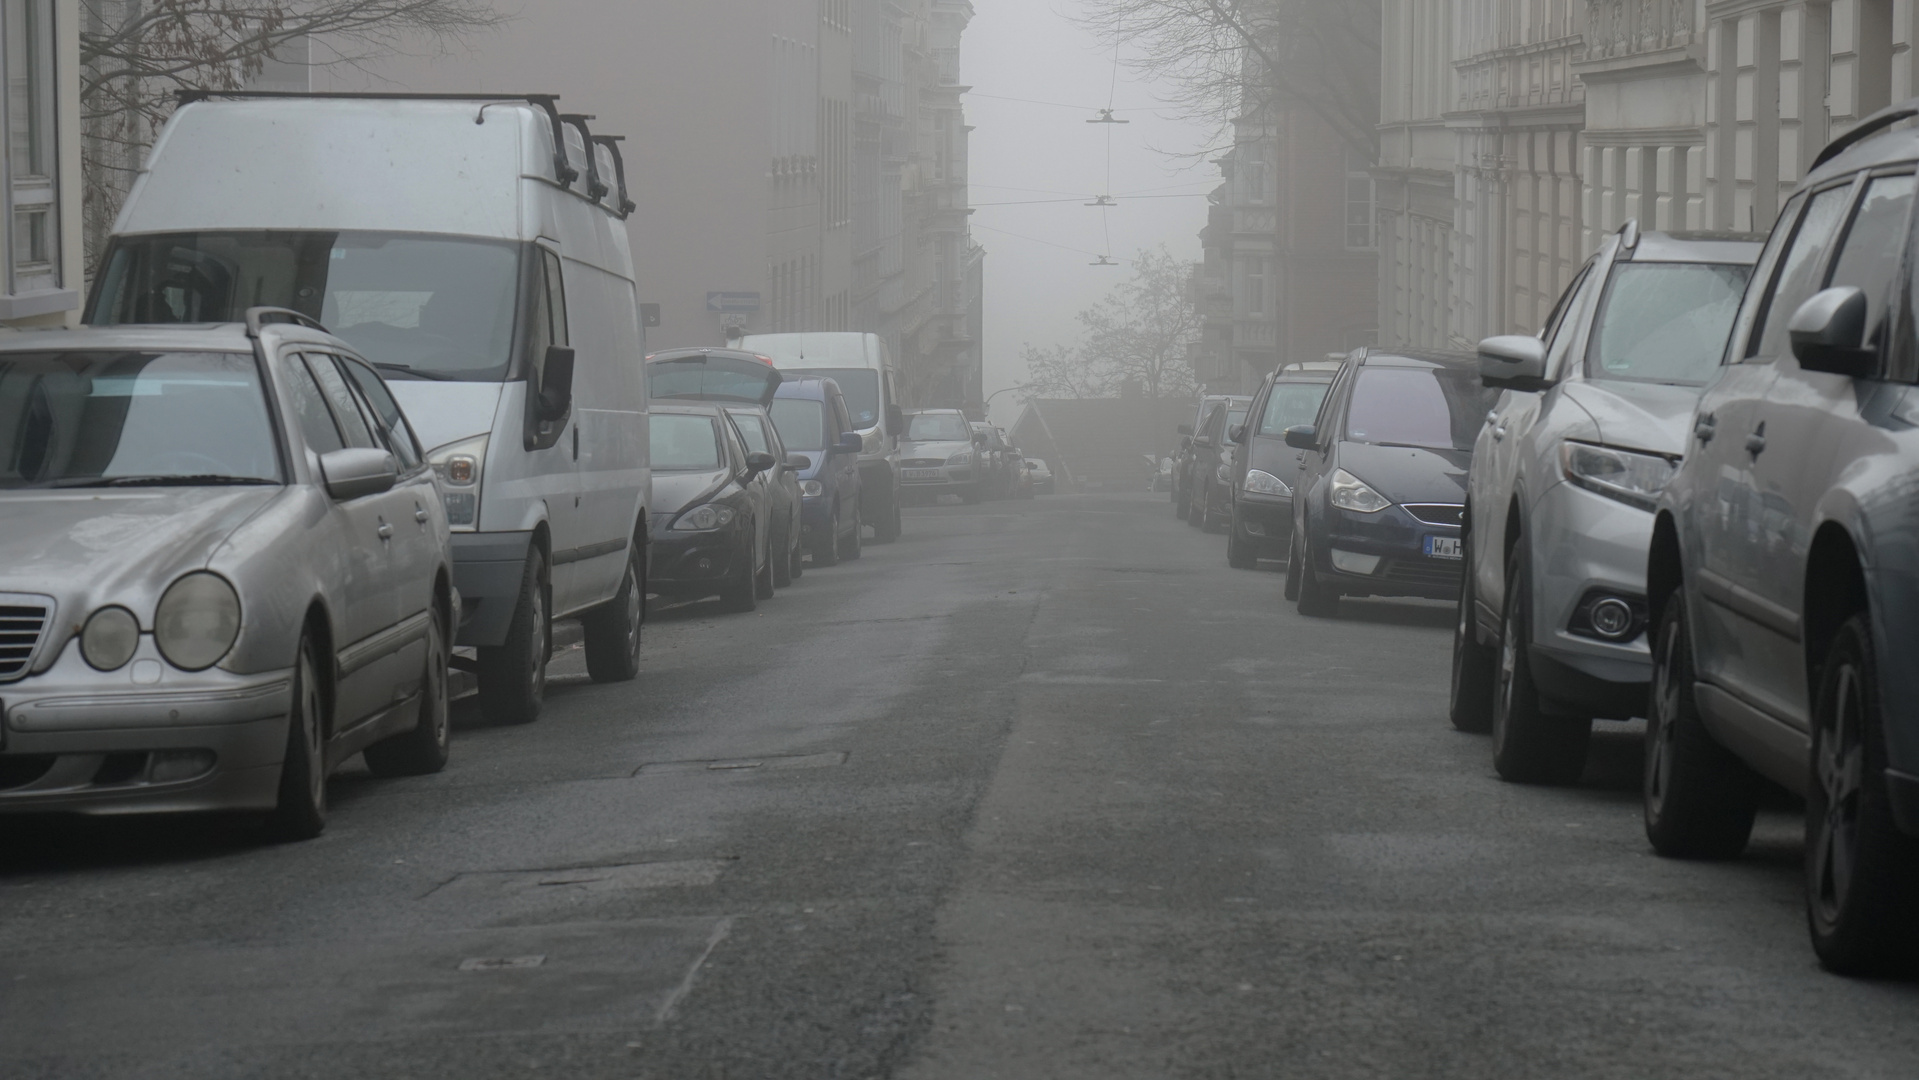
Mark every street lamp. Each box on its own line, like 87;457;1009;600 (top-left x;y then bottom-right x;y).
984;383;1036;412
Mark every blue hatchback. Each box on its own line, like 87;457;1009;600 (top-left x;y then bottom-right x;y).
770;377;864;566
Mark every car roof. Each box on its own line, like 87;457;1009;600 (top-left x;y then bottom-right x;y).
1358;347;1477;371
0;322;318;354
1629;231;1764;265
1803;98;1919;182
647;346;778;365
651;401;726;417
772;375;841;400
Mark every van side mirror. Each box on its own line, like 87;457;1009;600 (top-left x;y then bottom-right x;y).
320;448;398;500
1478;335;1551;392
743;451;777;476
886;403;905;432
1790;287;1877;377
837;431;864;453
1177;423;1194;437
537;345;576;421
1283;424;1318;451
1228;424;1246;445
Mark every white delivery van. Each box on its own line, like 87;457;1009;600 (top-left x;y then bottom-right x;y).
738;332;902;542
87;92;651;725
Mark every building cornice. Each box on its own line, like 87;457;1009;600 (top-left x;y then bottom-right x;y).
1442;103;1587;130
1572;44;1705;82
1581;126;1705;147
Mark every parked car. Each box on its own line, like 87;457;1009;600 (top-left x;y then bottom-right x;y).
742;332;903;543
1284;349;1486;617
971;421;1019;499
1187;397;1250;532
0;315;455;840
1174;394;1251;519
725;407;804;587
86;92;651;725
1026;457;1056;494
1013;455;1036;499
1224;361;1340;568
899;409;984;504
770;377;864;566
647;404;779;611
1645;106;1919;974
1448;224;1760;784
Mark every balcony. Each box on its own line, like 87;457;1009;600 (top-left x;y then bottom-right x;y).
1584;0;1695;62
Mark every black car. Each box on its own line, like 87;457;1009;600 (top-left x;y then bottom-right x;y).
1187;397;1250;532
1174;394;1250;522
648;403;779;612
1224;361;1340;568
1284;349;1487;617
725;406;805;587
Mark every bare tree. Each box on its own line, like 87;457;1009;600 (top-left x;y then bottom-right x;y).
1019;247;1201;401
80;0;507;269
1020;342;1107;400
1079;0;1380;163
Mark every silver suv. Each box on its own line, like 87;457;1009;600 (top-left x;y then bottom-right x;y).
1451;224;1759;786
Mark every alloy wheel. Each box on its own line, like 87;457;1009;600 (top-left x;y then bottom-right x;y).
1811;661;1867;932
1646;627;1682;821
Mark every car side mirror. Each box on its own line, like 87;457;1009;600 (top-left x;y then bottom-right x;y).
788;453;812;470
1478;335;1551;393
1283;424;1318;451
1177;423;1194;437
320;448;398;500
1180;435;1193;450
537;345;576;421
743;451;777;476
1790;287;1877;377
1228;424;1246;445
837;431;864;453
1193;435;1214;448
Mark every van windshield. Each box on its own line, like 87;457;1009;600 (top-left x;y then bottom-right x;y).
792;368;879;428
88;231;523;383
906;413;971;442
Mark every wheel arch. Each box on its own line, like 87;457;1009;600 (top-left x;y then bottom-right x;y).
1803;522;1869;693
300;599;337;739
1647;510;1683;629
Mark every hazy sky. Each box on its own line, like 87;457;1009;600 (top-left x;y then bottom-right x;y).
962;1;1219;424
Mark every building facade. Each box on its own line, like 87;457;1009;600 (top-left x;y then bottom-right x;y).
1;0;82;328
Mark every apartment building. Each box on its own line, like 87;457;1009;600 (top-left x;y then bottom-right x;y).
1;0;82;328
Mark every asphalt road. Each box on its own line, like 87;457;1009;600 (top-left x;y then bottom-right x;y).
4;491;1917;1079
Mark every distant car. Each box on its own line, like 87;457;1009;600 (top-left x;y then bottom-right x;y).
1224;361;1339;568
899;409;984;504
1285;349;1488;617
1188;398;1250;532
1026;458;1055;494
647;403;780;611
0;315;456;840
770;376;864;566
725;406;805;588
1013;455;1036;499
1174;393;1251;518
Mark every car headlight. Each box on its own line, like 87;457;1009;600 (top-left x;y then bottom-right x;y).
947;450;973;465
428;433;488;531
1216;461;1233;483
154;572;241;671
800;480;824;497
81;606;141;671
672;504;738;531
1561;441;1677;511
1329;468;1391;514
1242;469;1292;497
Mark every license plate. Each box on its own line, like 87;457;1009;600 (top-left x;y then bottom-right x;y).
1425;536;1462;560
903;468;942;481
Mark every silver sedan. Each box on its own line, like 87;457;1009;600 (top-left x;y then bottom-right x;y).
0;313;455;839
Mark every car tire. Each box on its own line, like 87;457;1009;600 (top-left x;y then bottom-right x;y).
365;608;452;777
719;532;760;613
1491;549;1591;784
815;510;842;567
772;517;794;588
1806;614;1919;975
1448;528;1496;734
873;490;901;543
582;544;643;683
755;534;776;599
1226;510;1256;570
841;507;864;561
478;546;550;726
1284;524;1304;601
1295;530;1339;618
1174;486;1188;520
1186;486;1205;529
266;630;329;842
788;519;805;581
1643;595;1759;859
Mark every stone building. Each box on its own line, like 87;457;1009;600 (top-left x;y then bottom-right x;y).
1;0;82;328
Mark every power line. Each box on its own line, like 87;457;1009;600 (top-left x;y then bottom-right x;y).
964;91;1153;113
971;222;1121;261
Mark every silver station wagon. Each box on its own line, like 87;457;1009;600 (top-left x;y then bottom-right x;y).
0;311;454;839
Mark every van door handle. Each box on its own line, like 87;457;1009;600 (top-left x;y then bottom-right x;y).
377;522;394;541
1694;413;1717;444
1491;423;1508;441
1746;422;1767;456
415;506;431;524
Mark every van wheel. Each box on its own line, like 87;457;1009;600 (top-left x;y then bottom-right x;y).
1491;549;1590;784
840;508;864;561
583;545;643;683
873;491;901;543
1644;595;1759;858
1806;615;1919;974
366;610;451;776
266;631;329;842
815;510;842;568
772;517;794;588
479;546;550;726
1449;529;1496;734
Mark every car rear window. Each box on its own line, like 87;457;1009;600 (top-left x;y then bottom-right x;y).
1344;366;1489;451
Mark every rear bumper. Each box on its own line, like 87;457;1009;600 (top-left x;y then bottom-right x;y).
452;531;533;648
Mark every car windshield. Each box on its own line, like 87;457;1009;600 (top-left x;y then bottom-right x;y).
651;414;723;471
907;413;971;441
1587;262;1753;385
1226;409;1247;434
0;350;281;488
792;368;879;428
1344;365;1489;451
88;231;523;382
1258;381;1331;435
770;398;827;451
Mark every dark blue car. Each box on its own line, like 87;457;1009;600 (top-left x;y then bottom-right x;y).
770;377;864;566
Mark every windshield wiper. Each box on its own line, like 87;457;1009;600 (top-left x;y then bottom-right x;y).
49;475;280;489
372;362;456;382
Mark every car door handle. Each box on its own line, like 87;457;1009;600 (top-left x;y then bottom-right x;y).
377;522;394;541
1746;422;1767;456
415;506;431;524
1694;414;1717;443
1491;423;1508;441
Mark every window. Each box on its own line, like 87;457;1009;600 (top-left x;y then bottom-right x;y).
1345;150;1377;250
1344;366;1492;451
1825;173;1916;345
337;355;425;469
281;353;345;456
1586;263;1754;385
770;398;827;451
1257;382;1332;436
301;354;378;450
1751;183;1855;360
3;0;61;300
1246;259;1268;316
650;415;723;471
730;411;770;454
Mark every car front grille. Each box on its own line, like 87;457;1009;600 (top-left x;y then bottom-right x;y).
0;598;52;682
1382;559;1462;590
1402;503;1465;527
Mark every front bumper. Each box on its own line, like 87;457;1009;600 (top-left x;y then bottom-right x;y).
452;530;534;648
1525;480;1656;716
1312;504;1463;600
1233;492;1293;557
649;525;749;594
0;640;292;815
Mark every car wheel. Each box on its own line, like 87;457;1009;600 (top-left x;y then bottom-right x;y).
772;517;794;588
1295;530;1339;618
841;507;864;561
719;532;760;613
1284;524;1304;601
1174;486;1188;520
582;544;643;683
754;532;777;599
1490;548;1591;784
788;518;805;581
365;607;452;777
1642;595;1759;859
815;510;842;567
1186;485;1205;529
266;630;329;841
1448;527;1496;734
1226;509;1256;570
873;490;901;543
478;546;550;726
1806;614;1919;975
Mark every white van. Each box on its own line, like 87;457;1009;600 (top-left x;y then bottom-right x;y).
86;93;651;725
739;332;902;542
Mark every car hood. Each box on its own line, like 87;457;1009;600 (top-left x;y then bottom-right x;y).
651;469;730;518
1556;379;1702;457
1335;442;1471;505
901;440;971;460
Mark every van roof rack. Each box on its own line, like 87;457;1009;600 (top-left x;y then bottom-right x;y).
172;90;586;197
